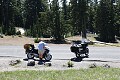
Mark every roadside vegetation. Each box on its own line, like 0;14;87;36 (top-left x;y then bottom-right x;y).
0;67;120;80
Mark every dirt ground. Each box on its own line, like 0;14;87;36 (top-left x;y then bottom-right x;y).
0;36;36;46
0;35;84;46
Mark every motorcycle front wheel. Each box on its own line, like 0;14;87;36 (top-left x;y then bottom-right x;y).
75;52;80;58
44;53;52;61
85;48;89;56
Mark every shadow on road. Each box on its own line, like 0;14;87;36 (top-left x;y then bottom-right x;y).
23;58;28;61
54;58;83;62
71;57;83;62
23;58;51;62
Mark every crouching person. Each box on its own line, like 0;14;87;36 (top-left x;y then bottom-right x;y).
38;39;47;61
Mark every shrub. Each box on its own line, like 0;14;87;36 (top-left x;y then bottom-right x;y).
34;38;39;43
89;63;97;68
0;35;3;38
16;31;21;35
67;61;74;67
18;35;22;37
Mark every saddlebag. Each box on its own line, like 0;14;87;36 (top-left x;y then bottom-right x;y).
70;46;79;52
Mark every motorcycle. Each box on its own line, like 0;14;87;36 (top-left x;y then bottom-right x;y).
24;44;52;61
70;41;89;59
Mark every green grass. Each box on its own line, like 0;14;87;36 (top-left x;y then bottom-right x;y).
0;67;120;80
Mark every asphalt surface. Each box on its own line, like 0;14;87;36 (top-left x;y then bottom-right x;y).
0;44;120;60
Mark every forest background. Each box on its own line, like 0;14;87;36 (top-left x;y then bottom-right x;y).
0;0;120;43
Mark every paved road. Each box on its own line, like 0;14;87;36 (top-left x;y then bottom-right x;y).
0;44;120;61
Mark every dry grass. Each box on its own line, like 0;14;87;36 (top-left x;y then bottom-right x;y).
0;35;51;46
0;36;34;46
0;35;120;47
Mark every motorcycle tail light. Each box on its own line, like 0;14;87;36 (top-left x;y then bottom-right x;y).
71;42;74;46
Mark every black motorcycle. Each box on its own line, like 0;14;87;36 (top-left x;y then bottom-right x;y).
70;41;89;59
25;44;52;61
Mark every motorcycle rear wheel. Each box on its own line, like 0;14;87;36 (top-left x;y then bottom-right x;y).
27;53;34;59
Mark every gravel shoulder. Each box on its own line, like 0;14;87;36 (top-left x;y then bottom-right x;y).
1;57;120;72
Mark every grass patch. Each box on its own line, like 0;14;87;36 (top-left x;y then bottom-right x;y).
0;67;120;80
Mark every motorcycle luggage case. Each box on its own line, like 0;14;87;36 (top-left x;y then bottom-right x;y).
70;46;79;52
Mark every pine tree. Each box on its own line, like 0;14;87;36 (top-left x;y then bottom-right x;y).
115;0;120;37
24;0;44;37
96;0;115;42
78;0;88;38
2;0;16;35
70;0;78;35
51;0;63;42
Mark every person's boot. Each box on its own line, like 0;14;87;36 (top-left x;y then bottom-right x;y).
38;58;43;65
